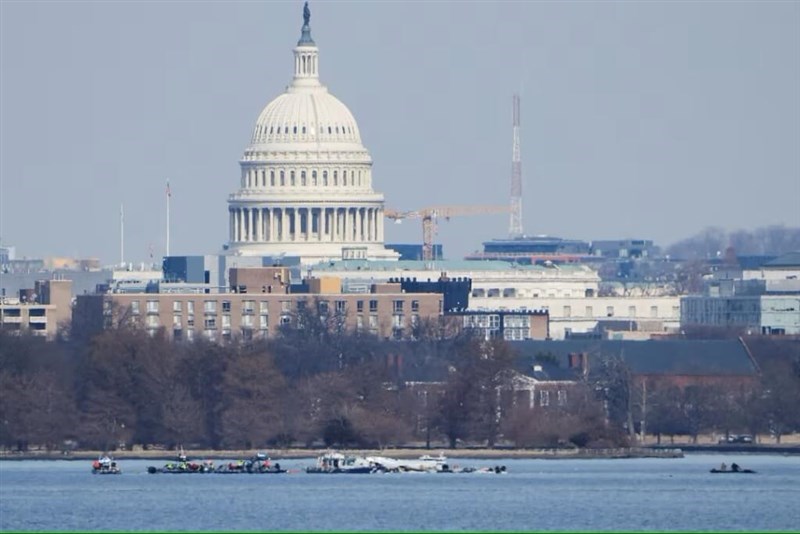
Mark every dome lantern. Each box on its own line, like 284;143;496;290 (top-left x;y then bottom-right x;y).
293;2;319;86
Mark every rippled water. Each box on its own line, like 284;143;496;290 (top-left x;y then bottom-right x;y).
1;453;798;532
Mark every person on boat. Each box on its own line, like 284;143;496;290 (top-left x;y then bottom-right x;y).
719;462;727;471
731;462;741;472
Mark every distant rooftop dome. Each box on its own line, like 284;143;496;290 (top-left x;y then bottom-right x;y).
246;2;365;152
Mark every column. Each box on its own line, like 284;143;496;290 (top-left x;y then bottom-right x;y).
268;208;274;242
332;208;338;241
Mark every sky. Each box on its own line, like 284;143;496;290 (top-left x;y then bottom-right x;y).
1;0;798;266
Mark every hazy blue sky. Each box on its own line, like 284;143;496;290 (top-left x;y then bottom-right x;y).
1;0;798;265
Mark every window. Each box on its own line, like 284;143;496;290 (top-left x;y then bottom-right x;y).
204;317;217;329
204;301;217;314
369;315;378;329
187;316;195;327
280;170;285;186
333;170;338;185
243;300;255;314
221;315;231;328
585;306;593;317
650;306;658;318
301;171;306;186
539;390;550;407
312;170;317;186
259;301;269;314
187;301;195;314
222;301;231;313
628;306;636;317
242;315;254;328
411;300;419;312
392;314;404;328
323;170;328;186
356;315;364;330
606;306;615;317
270;170;275;186
369;300;378;312
173;301;182;313
563;305;571;318
173;315;182;327
357;300;364;313
557;390;567;406
146;315;159;328
130;301;140;315
186;329;194;341
318;300;329;314
335;300;346;313
281;301;291;312
259;315;269;330
393;300;404;313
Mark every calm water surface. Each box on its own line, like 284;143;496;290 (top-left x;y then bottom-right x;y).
1;453;798;532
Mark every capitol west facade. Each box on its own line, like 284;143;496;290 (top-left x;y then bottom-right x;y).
225;7;399;264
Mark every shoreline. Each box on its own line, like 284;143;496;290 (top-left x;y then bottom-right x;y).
4;444;799;462
4;446;683;461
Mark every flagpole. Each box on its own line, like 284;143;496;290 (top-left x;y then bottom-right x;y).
166;181;171;257
120;204;124;268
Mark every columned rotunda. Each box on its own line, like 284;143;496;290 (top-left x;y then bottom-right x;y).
226;5;399;263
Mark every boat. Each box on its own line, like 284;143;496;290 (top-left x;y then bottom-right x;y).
306;451;382;474
710;463;755;474
215;452;287;474
91;455;121;475
147;451;214;474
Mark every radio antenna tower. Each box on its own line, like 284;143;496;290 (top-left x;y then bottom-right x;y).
509;94;523;238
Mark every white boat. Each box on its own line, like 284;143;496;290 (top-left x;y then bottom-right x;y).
306;451;380;474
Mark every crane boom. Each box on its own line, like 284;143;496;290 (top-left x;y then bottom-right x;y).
384;205;510;261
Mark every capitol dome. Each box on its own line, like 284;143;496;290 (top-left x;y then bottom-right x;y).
249;89;364;149
226;3;399;264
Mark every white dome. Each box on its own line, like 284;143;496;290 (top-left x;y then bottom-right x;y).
250;89;363;147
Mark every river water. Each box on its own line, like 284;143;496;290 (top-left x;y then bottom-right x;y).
1;453;797;532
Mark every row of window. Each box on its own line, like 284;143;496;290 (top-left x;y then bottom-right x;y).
131;299;423;320
242;167;367;189
561;305;677;318
473;288;595;298
255;123;354;137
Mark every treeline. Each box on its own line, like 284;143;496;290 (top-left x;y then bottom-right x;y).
1;314;798;451
665;225;800;260
594;353;800;445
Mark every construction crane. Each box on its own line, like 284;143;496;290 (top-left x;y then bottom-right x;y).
384;205;510;262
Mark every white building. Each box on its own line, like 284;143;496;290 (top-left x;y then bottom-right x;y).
225;6;398;264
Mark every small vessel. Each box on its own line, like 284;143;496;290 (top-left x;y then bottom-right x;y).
306;451;381;474
92;455;121;475
710;462;755;474
215;452;287;474
147;450;214;474
710;468;756;474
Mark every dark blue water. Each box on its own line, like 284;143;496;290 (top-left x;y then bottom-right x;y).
1;454;798;532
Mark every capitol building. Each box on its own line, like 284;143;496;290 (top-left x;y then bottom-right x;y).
225;5;399;264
